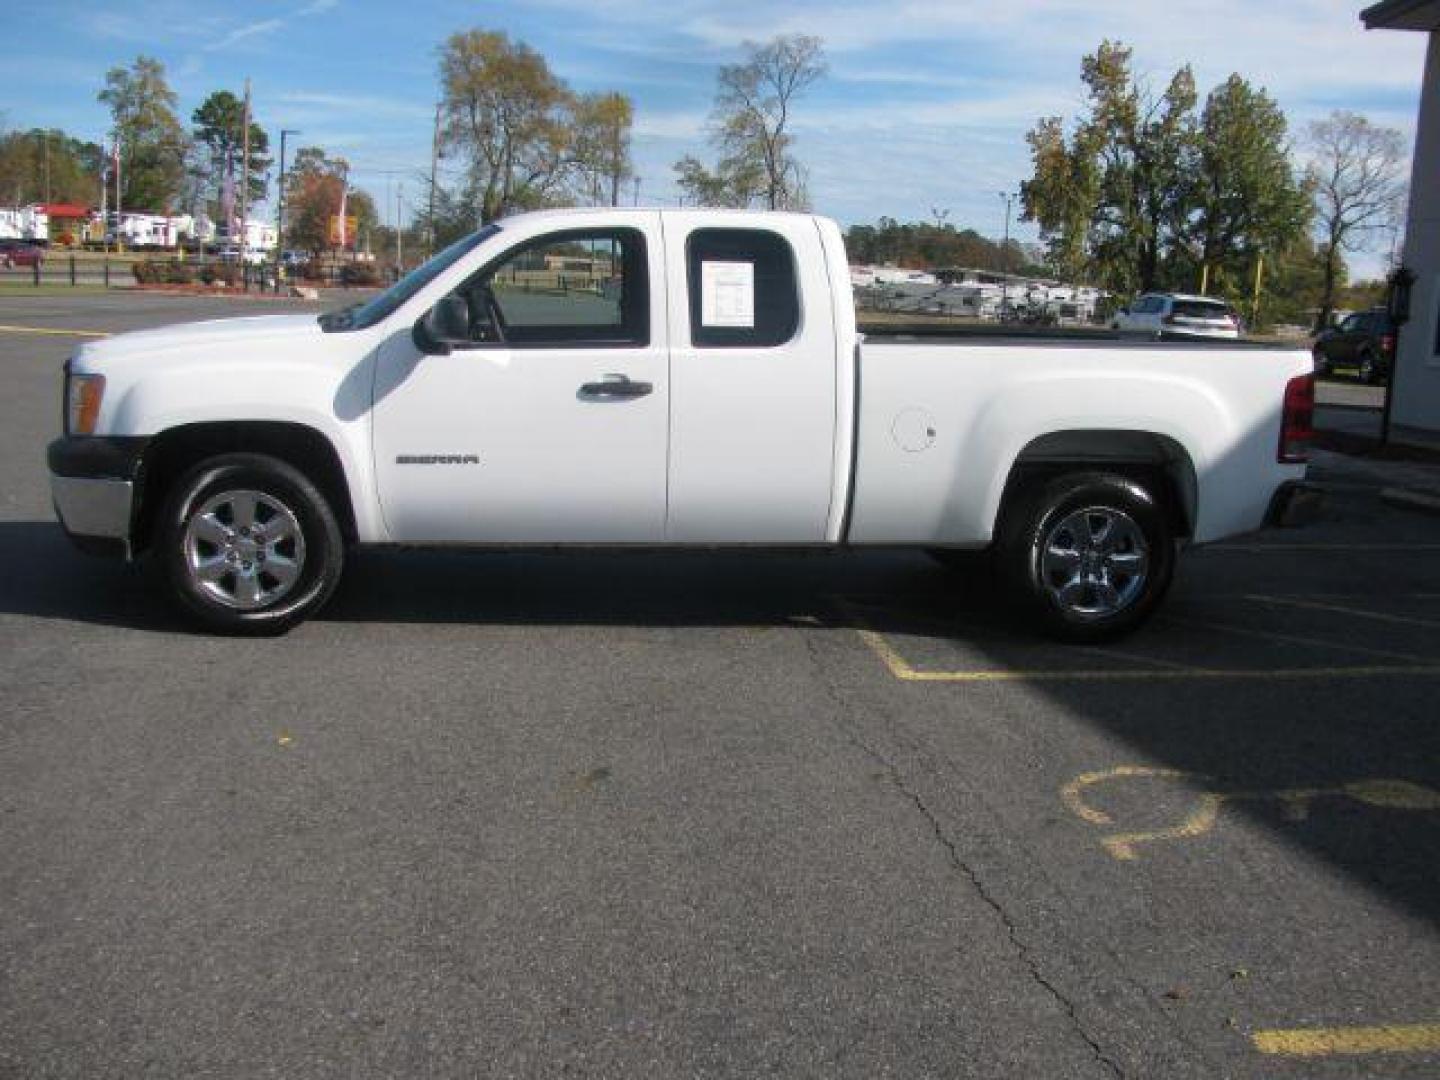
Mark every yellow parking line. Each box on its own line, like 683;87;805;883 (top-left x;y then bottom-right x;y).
1163;614;1437;665
837;600;1440;682
0;323;109;338
892;665;1440;683
1211;543;1440;552
1249;594;1440;630
1254;1022;1440;1057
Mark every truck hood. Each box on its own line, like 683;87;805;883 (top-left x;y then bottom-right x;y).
77;313;328;365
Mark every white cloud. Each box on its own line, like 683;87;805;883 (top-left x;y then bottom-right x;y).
205;18;286;52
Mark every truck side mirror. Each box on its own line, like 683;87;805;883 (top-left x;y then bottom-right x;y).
413;295;471;355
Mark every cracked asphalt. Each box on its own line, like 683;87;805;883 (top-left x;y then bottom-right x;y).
2;294;1439;1078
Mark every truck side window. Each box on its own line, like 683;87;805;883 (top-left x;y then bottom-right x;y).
462;229;649;348
686;228;799;348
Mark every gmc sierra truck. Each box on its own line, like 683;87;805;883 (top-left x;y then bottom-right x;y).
48;208;1315;639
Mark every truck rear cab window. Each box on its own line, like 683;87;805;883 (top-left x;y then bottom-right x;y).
460;229;649;348
686;228;799;348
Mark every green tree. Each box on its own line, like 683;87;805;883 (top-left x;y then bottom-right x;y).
1021;40;1324;315
283;147;375;255
1180;76;1310;297
1021;116;1100;283
1255;236;1330;329
414;179;486;250
676;34;826;210
1304;111;1407;328
843;218;1030;275
572;91;634;206
192;90;271;219
0;127;103;206
97;55;188;212
1022;42;1196;294
673;153;766;209
438;29;574;223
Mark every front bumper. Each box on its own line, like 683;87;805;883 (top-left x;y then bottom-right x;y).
48;436;150;559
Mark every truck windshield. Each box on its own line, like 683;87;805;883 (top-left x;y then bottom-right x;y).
318;224;501;332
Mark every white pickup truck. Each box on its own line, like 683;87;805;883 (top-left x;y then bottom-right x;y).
48;208;1316;639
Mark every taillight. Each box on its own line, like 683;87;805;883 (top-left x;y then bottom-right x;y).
1278;374;1314;464
1381;334;1395;355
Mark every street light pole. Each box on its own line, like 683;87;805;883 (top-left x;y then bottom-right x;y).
276;129;299;288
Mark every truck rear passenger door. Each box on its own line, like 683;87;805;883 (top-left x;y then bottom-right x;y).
662;218;839;542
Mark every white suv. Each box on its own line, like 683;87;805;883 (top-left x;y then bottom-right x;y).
1111;293;1241;339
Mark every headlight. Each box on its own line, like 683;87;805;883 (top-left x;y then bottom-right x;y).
67;374;106;435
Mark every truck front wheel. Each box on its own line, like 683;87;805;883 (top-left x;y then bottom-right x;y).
999;472;1175;642
156;453;344;635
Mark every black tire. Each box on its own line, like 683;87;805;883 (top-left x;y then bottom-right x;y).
155;453;344;635
997;471;1175;642
1357;348;1380;385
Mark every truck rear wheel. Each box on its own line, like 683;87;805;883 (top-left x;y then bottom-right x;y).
155;453;344;635
998;472;1175;642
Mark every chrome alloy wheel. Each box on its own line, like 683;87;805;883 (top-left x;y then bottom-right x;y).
181;489;307;611
1039;506;1149;620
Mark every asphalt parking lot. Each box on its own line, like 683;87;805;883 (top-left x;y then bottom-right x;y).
2;293;1438;1078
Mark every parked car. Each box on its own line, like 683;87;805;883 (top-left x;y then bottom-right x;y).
1311;308;1395;384
213;246;268;266
0;240;45;269
1111;293;1241;339
47;208;1314;640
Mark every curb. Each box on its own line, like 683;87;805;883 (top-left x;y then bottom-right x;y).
1381;487;1440;517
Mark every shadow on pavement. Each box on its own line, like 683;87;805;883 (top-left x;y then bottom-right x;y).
4;517;1438;932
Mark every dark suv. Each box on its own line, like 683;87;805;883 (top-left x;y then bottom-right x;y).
1312;308;1396;385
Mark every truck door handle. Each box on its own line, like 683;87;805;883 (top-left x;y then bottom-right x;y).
579;374;653;399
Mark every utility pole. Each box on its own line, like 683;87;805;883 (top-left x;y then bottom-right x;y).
998;191;1017;316
427;102;441;258
238;78;252;264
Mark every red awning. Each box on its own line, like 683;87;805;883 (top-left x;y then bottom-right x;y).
39;203;92;218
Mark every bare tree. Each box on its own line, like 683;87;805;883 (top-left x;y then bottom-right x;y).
1305;110;1407;327
677;34;826;210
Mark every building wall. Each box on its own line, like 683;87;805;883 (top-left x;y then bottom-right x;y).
1393;31;1440;436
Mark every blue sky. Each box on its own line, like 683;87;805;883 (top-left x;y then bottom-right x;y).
5;0;1427;275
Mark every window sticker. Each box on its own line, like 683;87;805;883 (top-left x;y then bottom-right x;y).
700;260;755;328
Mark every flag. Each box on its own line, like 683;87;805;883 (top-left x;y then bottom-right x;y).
220;164;236;241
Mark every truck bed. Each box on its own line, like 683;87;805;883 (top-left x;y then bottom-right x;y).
858;321;1296;350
